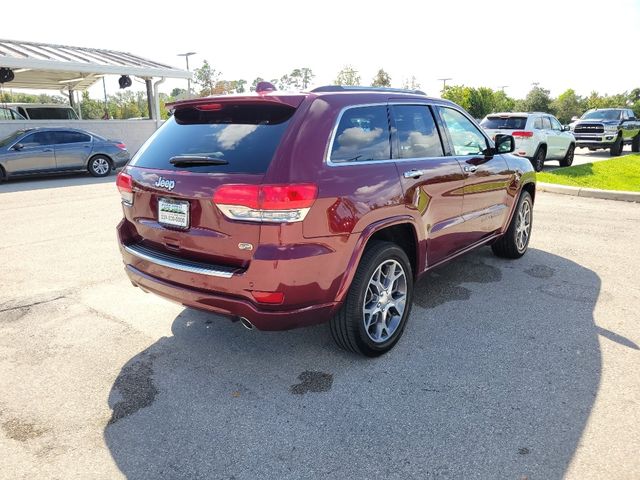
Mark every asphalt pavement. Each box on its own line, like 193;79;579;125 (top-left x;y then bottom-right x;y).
1;174;639;479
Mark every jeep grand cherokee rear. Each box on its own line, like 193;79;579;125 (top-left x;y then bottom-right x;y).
117;86;535;356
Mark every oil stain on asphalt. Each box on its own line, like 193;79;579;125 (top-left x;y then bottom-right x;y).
108;353;158;425
525;265;555;279
290;371;333;395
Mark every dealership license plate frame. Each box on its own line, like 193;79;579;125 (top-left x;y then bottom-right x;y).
158;197;190;229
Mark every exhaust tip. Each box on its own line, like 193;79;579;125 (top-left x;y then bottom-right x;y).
239;317;254;330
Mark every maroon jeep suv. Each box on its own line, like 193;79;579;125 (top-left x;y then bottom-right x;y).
116;85;535;356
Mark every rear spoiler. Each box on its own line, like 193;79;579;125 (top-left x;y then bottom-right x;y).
167;93;306;111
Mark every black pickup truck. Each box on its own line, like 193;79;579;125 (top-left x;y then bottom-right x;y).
571;108;640;156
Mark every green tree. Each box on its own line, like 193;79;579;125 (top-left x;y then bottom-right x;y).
170;87;187;98
442;85;473;111
521;86;553;113
334;65;361;86
193;60;221;96
492;90;515;113
468;87;496;119
79;91;106;119
371;68;391;87
552;89;586;123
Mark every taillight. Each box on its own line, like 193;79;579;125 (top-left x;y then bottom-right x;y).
213;183;317;223
512;131;534;138
115;142;127;150
116;171;134;205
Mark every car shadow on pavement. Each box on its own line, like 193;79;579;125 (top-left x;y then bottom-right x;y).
0;172;118;193
104;247;602;480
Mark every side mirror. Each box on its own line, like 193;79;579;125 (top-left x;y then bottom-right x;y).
12;143;24;151
571;116;580;122
495;134;515;154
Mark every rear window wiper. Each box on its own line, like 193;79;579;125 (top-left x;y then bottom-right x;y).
169;155;229;166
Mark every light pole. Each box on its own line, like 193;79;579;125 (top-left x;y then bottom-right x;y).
498;85;509;92
178;52;196;97
437;78;452;95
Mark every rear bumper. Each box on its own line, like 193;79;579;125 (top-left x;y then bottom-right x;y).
125;264;339;330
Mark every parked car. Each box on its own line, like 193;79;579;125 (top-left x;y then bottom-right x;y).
0;127;129;180
116;85;535;356
571;108;640;156
480;112;575;171
1;103;79;120
0;106;27;120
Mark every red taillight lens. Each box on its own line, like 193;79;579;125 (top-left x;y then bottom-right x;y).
213;184;317;223
250;290;284;304
115;142;127;150
512;131;533;138
261;184;318;210
116;171;134;205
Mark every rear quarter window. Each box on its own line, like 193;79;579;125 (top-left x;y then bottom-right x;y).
129;103;295;174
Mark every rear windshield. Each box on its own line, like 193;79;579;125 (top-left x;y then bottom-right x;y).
481;116;527;130
25;107;78;120
129;103;295;174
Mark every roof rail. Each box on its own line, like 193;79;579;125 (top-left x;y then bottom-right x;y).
311;85;427;95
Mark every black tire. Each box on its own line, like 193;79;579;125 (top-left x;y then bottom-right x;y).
531;146;546;172
0;165;6;183
330;241;413;357
491;191;533;259
632;133;640;153
610;135;623;157
559;144;575;167
88;155;113;177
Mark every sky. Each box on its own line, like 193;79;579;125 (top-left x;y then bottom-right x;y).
2;0;640;100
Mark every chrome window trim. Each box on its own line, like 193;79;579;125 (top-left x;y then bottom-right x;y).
325;102;494;167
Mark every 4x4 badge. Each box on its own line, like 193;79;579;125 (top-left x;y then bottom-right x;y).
155;176;175;190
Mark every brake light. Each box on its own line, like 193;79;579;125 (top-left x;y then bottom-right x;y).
213;183;317;223
250;290;285;304
116;171;134;205
512;131;534;138
115;142;127;150
196;103;223;111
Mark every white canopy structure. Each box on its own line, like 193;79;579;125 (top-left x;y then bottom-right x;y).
0;39;191;121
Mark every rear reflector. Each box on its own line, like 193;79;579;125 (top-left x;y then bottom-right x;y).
512;131;534;137
116;171;134;205
250;290;284;304
214;184;317;223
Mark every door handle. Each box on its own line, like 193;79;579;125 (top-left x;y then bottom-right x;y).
403;169;426;179
464;165;478;173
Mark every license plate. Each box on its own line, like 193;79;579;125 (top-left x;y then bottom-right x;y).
158;197;189;228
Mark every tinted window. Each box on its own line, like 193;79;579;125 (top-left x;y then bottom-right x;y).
51;131;91;144
549;117;562;130
392;105;443;158
130;103;295;174
480;116;527;130
20;132;53;147
439;107;487;156
330;105;391;163
24;107;78;120
541;117;552;129
0;130;26;147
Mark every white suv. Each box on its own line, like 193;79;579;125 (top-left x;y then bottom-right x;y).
480;112;575;171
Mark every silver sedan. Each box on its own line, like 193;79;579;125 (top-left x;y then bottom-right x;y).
0;127;130;180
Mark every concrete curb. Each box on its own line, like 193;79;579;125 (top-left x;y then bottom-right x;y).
538;182;640;203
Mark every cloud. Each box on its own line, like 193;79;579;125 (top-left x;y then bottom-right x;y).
216;125;258;150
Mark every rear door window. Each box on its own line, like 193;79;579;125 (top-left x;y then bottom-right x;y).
541;117;552;130
533;118;543;130
52;131;92;144
129;103;295;174
480;116;528;130
330;105;391;163
391;105;443;158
